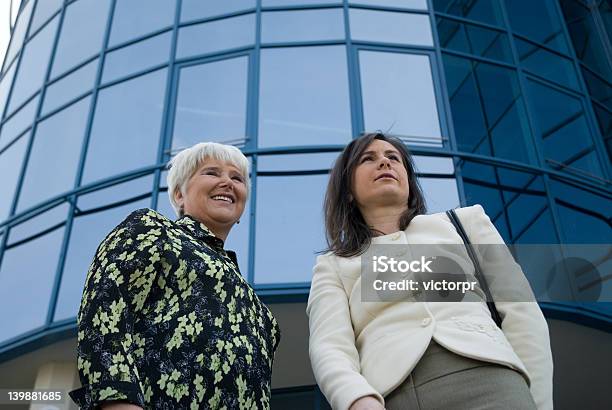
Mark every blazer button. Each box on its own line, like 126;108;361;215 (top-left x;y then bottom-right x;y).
421;318;432;327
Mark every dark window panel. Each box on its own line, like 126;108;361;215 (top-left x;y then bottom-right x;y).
42;58;98;116
255;174;327;284
3;0;33;72
504;0;569;54
0;134;29;221
360;51;442;146
51;0;110;78
53;197;150;322
436;17;513;63
171;56;248;151
515;37;579;91
525;79;603;178
433;0;503;26
7;15;59;114
181;0;254;22
108;0;175;47
350;9;433;46
0;210;66;342
258;46;351;147
261;9;345;43
17;97;92;212
102;31;171;84
176;14;255;59
82;69;167;184
29;0;62;36
0;94;38;152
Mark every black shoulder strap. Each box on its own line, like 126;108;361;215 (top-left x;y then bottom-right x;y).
446;209;503;328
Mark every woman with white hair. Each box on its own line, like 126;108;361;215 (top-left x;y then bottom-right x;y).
70;142;280;409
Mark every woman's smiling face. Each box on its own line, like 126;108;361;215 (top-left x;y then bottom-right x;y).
351;139;410;213
175;158;247;239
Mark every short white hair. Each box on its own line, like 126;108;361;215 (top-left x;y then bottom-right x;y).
167;142;250;216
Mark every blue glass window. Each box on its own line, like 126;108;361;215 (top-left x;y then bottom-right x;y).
171;56;248;150
350;0;427;10
177;14;255;59
17;97;92;212
3;0;33;71
108;0;175;46
51;0;111;78
525;79;603;178
441;54;534;163
255;173;327;284
350;9;433;46
0;134;29;220
360;51;442;146
433;0;503;26
181;0;255;22
261;9;345;43
7;15;58;114
258;46;351;147
0;94;38;152
515;38;579;90
102;31;171;84
81;69;167;184
53;198;150;322
29;0;62;35
436;17;512;63
504;0;569;53
0;211;66;342
42;58;98;116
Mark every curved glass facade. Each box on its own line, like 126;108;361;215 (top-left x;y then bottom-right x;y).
0;0;609;353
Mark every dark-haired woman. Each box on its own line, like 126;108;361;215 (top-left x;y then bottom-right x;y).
307;133;553;410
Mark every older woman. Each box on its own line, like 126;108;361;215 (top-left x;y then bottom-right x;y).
307;133;553;410
70;142;280;409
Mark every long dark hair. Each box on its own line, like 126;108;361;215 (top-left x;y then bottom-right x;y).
323;133;427;257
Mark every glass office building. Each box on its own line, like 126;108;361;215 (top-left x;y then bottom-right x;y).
0;0;610;408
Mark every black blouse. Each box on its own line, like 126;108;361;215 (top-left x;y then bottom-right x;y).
69;208;280;409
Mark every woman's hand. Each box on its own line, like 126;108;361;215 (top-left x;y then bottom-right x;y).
349;395;385;410
100;403;143;410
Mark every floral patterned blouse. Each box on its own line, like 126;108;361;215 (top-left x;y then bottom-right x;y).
69;209;280;409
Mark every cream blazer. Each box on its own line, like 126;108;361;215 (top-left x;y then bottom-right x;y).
307;205;553;410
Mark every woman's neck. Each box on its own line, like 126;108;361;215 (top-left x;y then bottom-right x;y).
362;206;405;236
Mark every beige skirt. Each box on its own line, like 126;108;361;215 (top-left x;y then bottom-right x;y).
385;340;537;410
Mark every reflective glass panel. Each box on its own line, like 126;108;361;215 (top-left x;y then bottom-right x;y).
51;0;111;78
0;216;65;342
177;14;255;59
3;0;33;70
515;38;579;90
262;9;344;43
102;31;171;84
526;79;603;177
259;46;351;147
504;0;568;53
0;134;29;221
255;174;327;284
350;9;433;46
29;0;62;35
441;54;534;163
419;177;459;213
17;97;91;212
172;56;248;150
7;16;58;114
109;0;175;46
181;0;255;22
53;198;150;321
360;51;441;146
82;69;167;184
0;94;38;152
42;59;98;116
436;17;512;63
433;0;503;25
350;0;427;9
